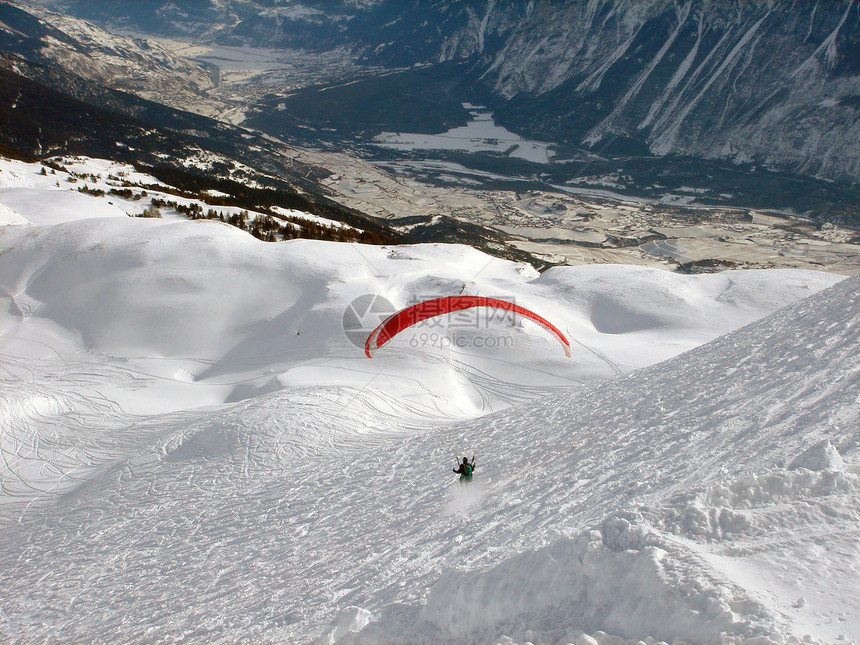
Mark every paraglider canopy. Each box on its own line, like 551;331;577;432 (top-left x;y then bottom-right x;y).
364;295;571;358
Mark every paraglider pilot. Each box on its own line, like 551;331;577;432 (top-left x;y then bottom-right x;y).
453;456;475;483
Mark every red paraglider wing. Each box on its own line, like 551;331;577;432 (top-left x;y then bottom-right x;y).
364;296;571;358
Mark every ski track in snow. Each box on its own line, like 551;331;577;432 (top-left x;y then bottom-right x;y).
0;156;857;644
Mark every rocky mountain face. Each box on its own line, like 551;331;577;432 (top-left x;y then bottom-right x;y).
0;1;221;113
466;1;860;185
28;0;859;186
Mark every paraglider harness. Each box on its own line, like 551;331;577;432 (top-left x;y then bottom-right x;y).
454;456;475;483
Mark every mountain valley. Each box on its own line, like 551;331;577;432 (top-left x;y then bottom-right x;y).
2;0;858;275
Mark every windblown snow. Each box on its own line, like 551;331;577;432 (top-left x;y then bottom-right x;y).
0;156;857;645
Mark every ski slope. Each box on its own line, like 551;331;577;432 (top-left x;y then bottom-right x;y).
0;156;857;644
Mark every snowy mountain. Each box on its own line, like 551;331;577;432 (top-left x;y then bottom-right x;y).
27;0;860;185
1;155;856;644
1;3;858;642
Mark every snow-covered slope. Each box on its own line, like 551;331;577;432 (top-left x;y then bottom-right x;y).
361;268;858;645
0;155;855;644
2;156;840;417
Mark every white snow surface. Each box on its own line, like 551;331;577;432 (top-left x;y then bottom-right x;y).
374;105;555;164
0;156;857;644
